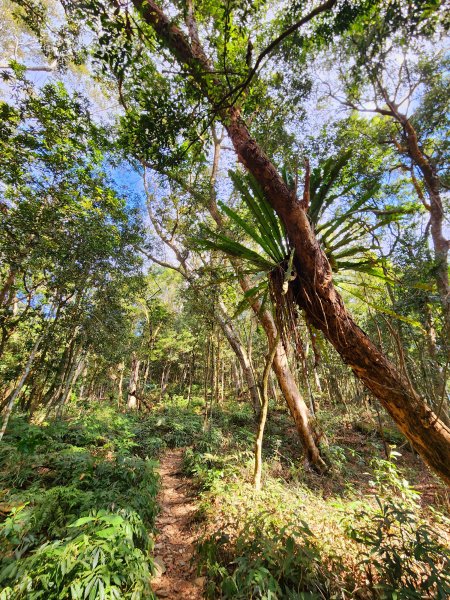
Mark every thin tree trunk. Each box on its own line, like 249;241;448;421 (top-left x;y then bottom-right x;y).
187;350;195;404
140;360;149;394
203;334;211;426
56;353;83;417
391;110;449;340
0;334;42;441
254;335;279;490
216;299;261;414
207;133;325;468
220;358;225;403
269;372;279;404
128;352;140;409
78;364;88;402
117;362;125;406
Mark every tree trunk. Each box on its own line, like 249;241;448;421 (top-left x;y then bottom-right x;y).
117;362;125;406
78;363;88;402
398;116;449;339
216;298;261;414
133;0;450;484
207;130;325;468
0;334;42;441
160;362;171;400
254;335;279;490
259;303;325;469
187;350;195;403
128;352;140;409
56;353;83;417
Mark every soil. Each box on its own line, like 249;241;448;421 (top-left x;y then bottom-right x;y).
151;448;204;600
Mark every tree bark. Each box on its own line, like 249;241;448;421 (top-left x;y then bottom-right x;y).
117;361;125;406
207;131;326;469
143;149;263;417
132;0;450;484
254;334;279;490
128;352;140;409
56;353;83;417
386;100;450;343
216;298;262;413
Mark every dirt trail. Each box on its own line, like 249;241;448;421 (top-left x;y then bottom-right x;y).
151;448;204;599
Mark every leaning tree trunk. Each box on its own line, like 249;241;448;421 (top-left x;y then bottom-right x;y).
132;0;450;484
57;354;84;416
229;121;450;483
216;298;262;413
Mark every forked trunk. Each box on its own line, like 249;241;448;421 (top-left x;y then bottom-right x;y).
132;0;450;484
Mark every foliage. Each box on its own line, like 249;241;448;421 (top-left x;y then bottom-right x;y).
0;2;449;599
179;399;449;600
198;518;326;600
0;405;159;599
0;75;144;412
1;509;154;600
133;396;204;451
345;455;450;599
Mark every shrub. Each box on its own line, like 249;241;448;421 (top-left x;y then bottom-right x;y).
198;511;338;599
345;455;450;598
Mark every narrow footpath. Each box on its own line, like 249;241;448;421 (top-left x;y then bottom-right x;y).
151;448;204;599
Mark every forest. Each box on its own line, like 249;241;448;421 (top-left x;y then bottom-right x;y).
0;0;449;598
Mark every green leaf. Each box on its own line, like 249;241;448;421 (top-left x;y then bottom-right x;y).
337;283;426;330
68;516;96;528
194;232;276;271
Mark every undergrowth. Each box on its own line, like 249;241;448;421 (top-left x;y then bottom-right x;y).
0;405;159;599
180;401;450;599
1;396;448;599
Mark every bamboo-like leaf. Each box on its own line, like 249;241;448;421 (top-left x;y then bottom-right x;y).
333;245;372;260
327;223;371;252
338;264;395;284
309;151;353;223
318;191;376;242
229;171;286;261
245;172;286;247
228;173;281;258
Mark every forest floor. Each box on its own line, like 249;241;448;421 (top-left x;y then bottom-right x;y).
151;448;204;600
1;399;448;599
